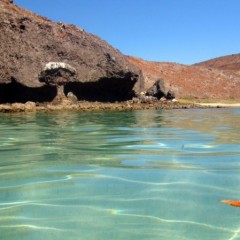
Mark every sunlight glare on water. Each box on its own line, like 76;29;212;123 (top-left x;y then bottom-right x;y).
0;108;240;240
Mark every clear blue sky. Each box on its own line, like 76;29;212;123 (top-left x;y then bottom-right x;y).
14;0;240;64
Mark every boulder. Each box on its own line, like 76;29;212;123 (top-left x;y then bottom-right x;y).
146;79;176;100
146;79;167;99
166;89;175;100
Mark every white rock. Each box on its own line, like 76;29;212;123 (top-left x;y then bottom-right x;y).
44;62;76;73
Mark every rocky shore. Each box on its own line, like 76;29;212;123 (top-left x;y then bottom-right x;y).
0;100;206;113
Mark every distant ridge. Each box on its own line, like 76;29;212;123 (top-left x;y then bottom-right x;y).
194;54;240;72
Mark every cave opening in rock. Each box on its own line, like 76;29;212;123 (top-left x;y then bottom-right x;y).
64;77;137;102
0;80;57;104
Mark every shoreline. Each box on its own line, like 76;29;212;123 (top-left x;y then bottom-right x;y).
1;100;239;113
197;103;240;108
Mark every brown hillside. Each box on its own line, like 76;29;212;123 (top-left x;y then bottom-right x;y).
194;54;240;72
126;56;240;100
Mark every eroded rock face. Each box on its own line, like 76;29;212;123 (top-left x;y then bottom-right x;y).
0;1;143;103
39;62;77;86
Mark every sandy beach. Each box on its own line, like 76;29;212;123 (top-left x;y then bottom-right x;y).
198;103;240;108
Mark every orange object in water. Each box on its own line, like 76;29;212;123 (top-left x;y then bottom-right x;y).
220;200;240;207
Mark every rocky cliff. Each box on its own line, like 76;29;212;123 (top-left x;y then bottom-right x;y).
0;0;143;103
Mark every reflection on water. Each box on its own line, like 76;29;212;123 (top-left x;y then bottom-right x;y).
0;109;240;240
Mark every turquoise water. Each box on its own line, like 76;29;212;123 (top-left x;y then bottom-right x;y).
0;108;240;240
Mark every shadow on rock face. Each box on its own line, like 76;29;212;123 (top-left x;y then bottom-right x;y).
64;77;137;102
0;80;57;104
0;76;137;103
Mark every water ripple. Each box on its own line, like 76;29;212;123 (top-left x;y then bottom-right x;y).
0;224;67;232
0;109;240;240
115;212;235;234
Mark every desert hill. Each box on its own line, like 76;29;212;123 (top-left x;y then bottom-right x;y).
194;54;240;78
126;55;240;100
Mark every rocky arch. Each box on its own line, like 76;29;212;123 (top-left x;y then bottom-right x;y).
39;62;77;102
39;62;138;102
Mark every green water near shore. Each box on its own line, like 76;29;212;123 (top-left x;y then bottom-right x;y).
0;109;240;240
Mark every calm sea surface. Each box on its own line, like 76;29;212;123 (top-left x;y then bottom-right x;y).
0;108;240;240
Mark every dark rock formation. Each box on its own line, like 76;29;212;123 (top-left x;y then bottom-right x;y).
166;89;175;100
0;0;143;103
146;79;175;100
146;79;166;99
39;62;78;102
